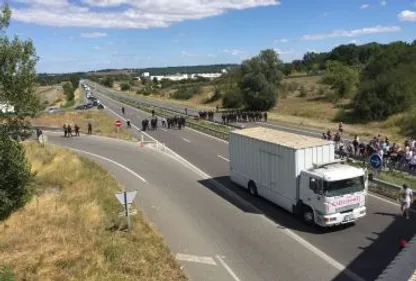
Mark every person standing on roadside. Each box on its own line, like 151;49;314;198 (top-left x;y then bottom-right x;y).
398;184;413;219
122;106;125;115
74;124;80;136
87;122;92;135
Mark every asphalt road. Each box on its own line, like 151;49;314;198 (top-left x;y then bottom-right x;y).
45;132;350;281
86;84;416;281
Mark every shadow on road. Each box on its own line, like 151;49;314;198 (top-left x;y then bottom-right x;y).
198;175;416;281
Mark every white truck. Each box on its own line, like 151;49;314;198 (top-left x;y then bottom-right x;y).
229;127;368;227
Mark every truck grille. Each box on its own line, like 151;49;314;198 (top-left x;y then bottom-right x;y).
336;204;359;213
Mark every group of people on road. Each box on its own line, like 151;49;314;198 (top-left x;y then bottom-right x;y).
221;111;268;124
62;123;92;137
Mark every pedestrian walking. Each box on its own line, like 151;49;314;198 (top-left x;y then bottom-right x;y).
87;122;92;135
126;119;131;129
67;125;72;137
74;124;80;136
63;124;67;137
398;184;413;219
121;107;125;115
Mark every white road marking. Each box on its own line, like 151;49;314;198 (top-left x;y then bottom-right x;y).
176;253;217;266
218;155;230;162
161;128;168;132
185;126;229;144
181;137;191;143
215;255;242;281
64;147;147;183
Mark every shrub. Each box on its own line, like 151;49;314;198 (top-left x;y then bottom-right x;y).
299;86;307;97
222;90;244;108
120;83;131;91
0;135;33;220
0;266;15;281
204;88;223;104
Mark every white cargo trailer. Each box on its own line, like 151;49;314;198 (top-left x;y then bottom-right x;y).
229;127;368;227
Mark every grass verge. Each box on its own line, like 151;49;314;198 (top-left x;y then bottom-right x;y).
0;142;187;281
31;110;134;141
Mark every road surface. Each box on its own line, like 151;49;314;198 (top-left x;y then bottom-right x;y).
87;86;416;281
45;132;350;281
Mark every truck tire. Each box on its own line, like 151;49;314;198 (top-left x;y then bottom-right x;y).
248;181;258;197
302;205;314;225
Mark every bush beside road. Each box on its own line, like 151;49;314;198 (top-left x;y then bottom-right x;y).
0;142;187;281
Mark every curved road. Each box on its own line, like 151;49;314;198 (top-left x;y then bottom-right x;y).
87;83;416;281
46;132;349;281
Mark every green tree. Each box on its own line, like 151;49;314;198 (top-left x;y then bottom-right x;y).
102;76;114;88
0;134;32;220
120;82;131;91
353;42;416;121
239;49;283;111
152;77;158;85
322;60;359;101
0;3;35;220
62;82;74;101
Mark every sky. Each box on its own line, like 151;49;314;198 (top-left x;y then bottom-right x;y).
4;0;416;73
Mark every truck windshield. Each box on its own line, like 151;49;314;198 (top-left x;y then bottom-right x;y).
323;176;364;197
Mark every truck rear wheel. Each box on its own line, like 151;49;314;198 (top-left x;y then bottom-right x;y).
302;206;314;225
248;181;258;197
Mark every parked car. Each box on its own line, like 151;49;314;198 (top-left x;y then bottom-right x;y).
47;107;61;114
74;105;86;110
97;103;105;109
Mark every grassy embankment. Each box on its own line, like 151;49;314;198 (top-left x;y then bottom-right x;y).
31;110;134;141
36;86;66;109
0;142;187;281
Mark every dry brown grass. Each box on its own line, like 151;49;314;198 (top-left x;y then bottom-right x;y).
0;142;187;281
36;86;67;108
31;110;134;141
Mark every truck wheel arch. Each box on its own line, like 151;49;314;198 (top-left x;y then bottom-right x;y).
248;180;258;197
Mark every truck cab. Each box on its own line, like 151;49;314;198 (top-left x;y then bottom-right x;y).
298;162;367;227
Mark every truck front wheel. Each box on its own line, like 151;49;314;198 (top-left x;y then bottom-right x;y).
248;181;258;197
302;206;314;225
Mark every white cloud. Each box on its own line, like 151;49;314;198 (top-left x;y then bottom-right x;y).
223;49;246;56
93;45;101;50
349;39;360;44
360;4;369;9
207;54;216;58
398;10;416;22
274;48;294;55
180;50;197;57
301;25;401;40
80;32;107;38
274;38;288;44
380;0;387;6
11;0;280;29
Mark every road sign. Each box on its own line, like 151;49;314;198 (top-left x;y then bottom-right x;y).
114;190;137;231
115;190;137;205
369;153;382;170
115;120;122;127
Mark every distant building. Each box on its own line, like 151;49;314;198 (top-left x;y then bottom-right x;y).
138;71;224;82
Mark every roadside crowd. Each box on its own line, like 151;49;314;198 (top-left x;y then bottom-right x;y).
322;122;416;172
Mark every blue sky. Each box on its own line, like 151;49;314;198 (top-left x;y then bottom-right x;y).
5;0;416;73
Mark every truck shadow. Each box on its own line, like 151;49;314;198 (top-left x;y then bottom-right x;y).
198;175;351;235
197;175;416;281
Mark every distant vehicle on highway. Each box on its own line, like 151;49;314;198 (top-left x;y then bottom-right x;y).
47;107;61;114
229;127;368;227
74;105;87;110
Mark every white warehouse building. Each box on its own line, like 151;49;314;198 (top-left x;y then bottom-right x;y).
138;69;226;81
